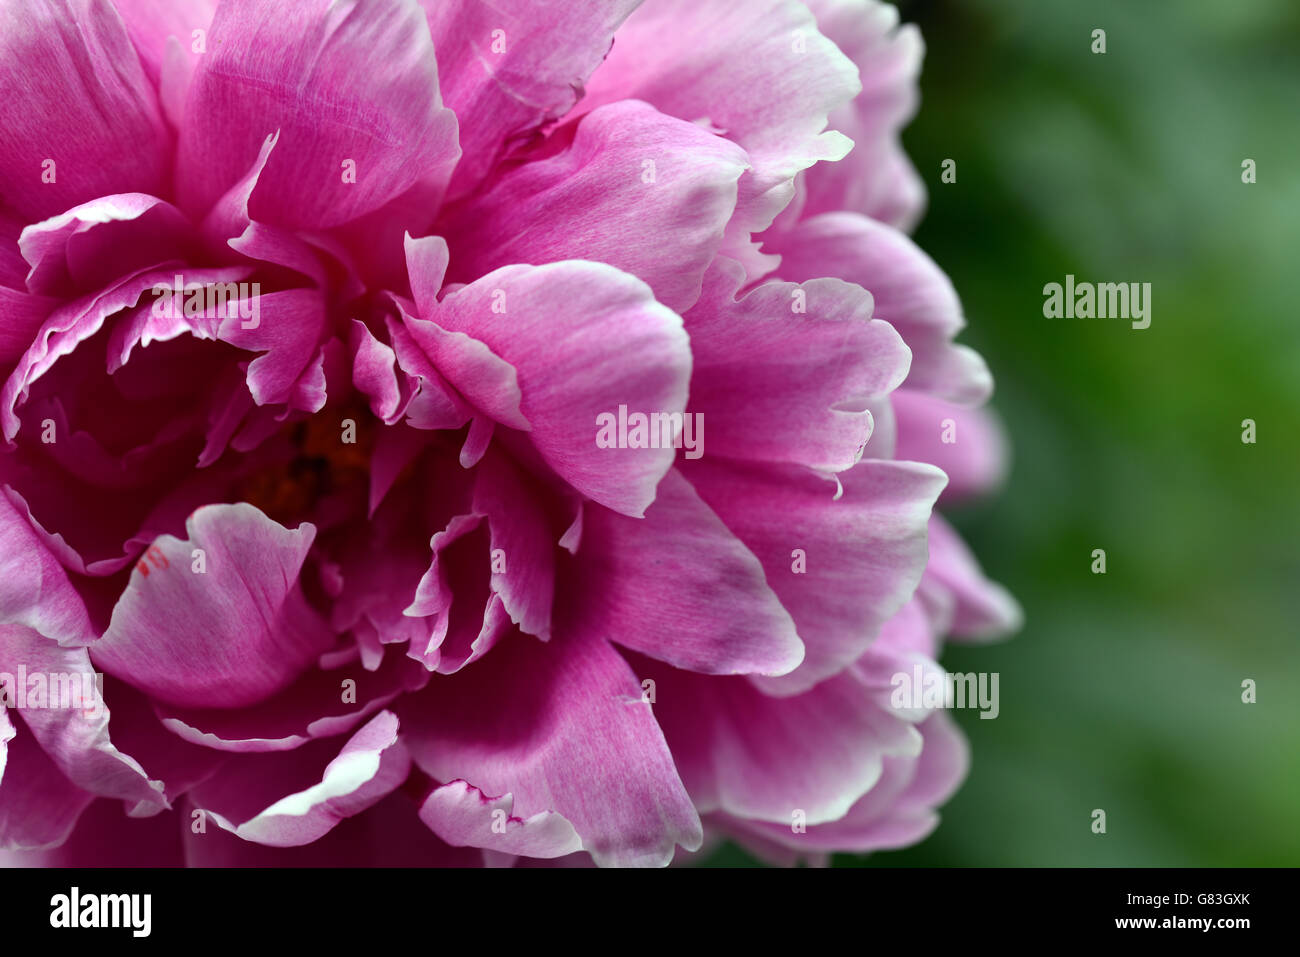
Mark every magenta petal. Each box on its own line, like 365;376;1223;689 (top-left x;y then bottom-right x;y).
113;0;216;87
2;265;246;443
0;716;94;850
19;193;192;297
685;456;947;695
156;651;429;753
726;711;968;856
0;798;185;866
0;625;168;815
425;261;692;517
686;259;910;471
441;101;748;313
0;287;57;364
349;319;415;424
91;504;334;709
0;0;170;221
181;790;481;866
218;289;330;411
0;629;167;816
641;656;922;827
418;781;583;859
401;627;703;867
177;0;460;228
471;450;555;641
569;468;804;676
187;711;409;847
765;212;993;405
396;306;527;431
423;0;641;197
580;0;860;237
0;489;96;646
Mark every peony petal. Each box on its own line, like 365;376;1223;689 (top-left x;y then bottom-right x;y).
726;711;968;856
418;780;583;860
684;456;946;695
0;287;58;364
0;488;97;646
401;627;702;867
764;212;993;405
156;651;429;753
1;265;246;444
217;289;331;411
892;389;1009;503
637;654;922;827
112;0;216;86
567;468;803;676
0;717;94;850
416;260;691;517
422;0;641;197
405;513;513;673
471;449;555;641
0;797;185;866
187;711;409;847
799;0;927;231
0;625;168;816
685;259;910;471
921;514;1022;642
0;0;171;221
349;319;416;425
394;309;527;430
90;503;334;709
439;100;747;313
181;790;481;866
580;0;860;240
177;0;460;229
19;193;193;297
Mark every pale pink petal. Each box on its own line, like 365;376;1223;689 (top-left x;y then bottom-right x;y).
112;0;215;87
892;389;1009;503
726;712;968;856
418;780;583;859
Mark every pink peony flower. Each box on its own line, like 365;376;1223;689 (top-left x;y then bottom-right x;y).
0;0;1018;867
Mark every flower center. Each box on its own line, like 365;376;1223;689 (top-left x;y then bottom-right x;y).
236;406;373;526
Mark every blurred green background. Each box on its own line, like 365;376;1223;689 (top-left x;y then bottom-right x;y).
715;0;1300;867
